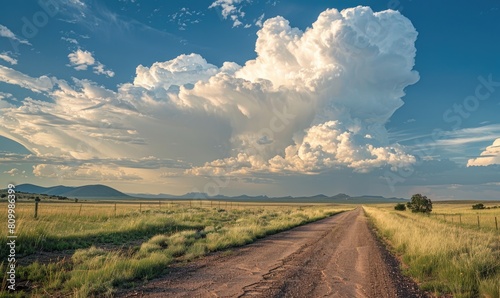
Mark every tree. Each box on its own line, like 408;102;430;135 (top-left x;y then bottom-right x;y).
1;194;6;198
472;203;485;210
394;203;406;211
406;194;432;213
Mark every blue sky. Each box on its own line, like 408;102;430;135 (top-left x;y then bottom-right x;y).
0;0;499;200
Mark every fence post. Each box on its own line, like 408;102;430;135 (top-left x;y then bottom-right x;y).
495;217;498;231
79;204;82;216
477;215;480;228
459;214;462;225
34;200;39;218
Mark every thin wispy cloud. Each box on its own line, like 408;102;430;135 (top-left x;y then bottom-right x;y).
61;37;79;45
393;124;500;158
432;125;500;147
0;52;17;65
255;13;265;27
0;65;53;93
169;7;204;31
0;24;31;46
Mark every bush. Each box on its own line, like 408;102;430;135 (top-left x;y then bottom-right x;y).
472;203;485;210
406;194;432;213
394;203;406;211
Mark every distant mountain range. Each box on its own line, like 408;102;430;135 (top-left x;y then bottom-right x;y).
130;191;406;203
15;184;130;198
12;183;407;203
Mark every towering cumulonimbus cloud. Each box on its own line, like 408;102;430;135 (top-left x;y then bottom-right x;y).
186;6;420;174
0;6;419;179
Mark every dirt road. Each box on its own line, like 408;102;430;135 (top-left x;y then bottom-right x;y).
119;208;425;298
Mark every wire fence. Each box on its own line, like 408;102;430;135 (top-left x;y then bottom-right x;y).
431;212;499;231
3;200;325;219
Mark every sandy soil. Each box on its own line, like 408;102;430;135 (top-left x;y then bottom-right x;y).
118;208;427;298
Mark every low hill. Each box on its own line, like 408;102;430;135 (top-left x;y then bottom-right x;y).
13;184;50;195
61;185;129;198
16;184;130;198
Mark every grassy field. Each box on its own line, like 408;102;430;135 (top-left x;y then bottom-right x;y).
0;200;349;297
430;203;500;231
365;202;500;298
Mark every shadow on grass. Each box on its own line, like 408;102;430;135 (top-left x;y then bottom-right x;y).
1;222;205;258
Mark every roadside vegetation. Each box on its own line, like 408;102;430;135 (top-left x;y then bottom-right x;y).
0;200;348;297
406;193;433;213
365;202;500;298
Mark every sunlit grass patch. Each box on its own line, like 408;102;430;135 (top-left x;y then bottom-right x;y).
365;205;500;298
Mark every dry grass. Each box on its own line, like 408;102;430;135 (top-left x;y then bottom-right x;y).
365;204;500;298
0;200;349;297
429;203;500;231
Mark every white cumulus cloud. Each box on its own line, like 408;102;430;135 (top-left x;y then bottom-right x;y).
67;49;114;77
68;49;95;70
187;7;419;175
93;62;115;77
209;0;249;27
467;138;500;166
0;6;419;181
133;53;220;90
3;168;19;176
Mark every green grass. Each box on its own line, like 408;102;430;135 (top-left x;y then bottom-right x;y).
365;204;500;298
0;201;348;297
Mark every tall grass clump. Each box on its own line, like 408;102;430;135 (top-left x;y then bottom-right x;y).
365;206;500;298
